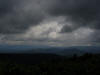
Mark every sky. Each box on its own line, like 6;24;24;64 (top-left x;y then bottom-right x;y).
0;0;100;46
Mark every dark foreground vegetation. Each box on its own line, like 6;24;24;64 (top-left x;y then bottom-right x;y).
0;53;100;75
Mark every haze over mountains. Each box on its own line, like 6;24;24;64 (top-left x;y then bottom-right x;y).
0;45;100;56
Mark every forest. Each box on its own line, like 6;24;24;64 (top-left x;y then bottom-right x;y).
0;53;100;75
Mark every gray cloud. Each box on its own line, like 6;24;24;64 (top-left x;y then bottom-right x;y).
0;0;46;34
0;0;100;34
44;0;100;32
0;0;100;46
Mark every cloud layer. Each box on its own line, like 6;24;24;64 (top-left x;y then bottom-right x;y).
0;0;100;46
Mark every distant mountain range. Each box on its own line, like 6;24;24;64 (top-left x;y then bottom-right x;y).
0;45;100;56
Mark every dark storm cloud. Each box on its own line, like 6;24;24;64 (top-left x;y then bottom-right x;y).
46;0;100;32
0;0;45;34
0;0;100;34
0;0;13;16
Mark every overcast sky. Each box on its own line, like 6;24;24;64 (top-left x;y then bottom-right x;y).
0;0;100;46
